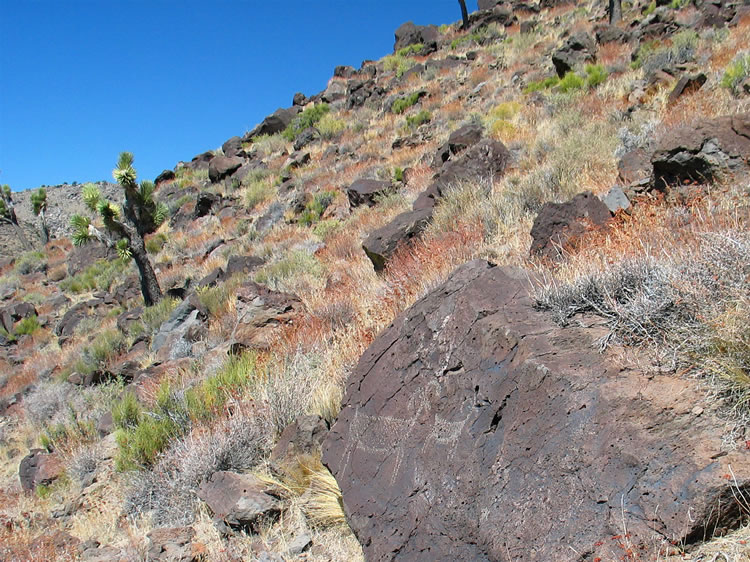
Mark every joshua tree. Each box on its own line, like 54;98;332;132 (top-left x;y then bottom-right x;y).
31;188;49;244
0;185;32;250
458;0;470;29
71;152;167;306
609;0;622;24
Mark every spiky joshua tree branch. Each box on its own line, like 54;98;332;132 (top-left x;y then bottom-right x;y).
71;152;167;306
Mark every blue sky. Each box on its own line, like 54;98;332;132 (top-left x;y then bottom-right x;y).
1;1;467;192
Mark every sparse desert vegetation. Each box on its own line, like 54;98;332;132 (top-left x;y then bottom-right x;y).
1;0;750;560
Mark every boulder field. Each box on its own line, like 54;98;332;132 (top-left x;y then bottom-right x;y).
323;260;749;561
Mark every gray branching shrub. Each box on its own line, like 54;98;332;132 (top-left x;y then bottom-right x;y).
125;407;273;526
536;230;750;418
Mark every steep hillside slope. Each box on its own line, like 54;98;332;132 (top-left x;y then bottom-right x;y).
1;0;749;560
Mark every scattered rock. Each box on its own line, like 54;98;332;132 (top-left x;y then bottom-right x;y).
66;243;114;276
232;281;303;351
362;207;433;272
667;73;707;105
595;24;631;44
346;179;394;208
293;92;307;106
245;107;300;140
601;186;631;214
530;191;612;259
154;169;176;186
283;151;310;169
151;299;206;362
147;527;199;562
652;113;750;187
617;148;653;186
270;415;329;468
198;471;282;533
19;449;63;491
208;156;244;184
393;21;439;52
431;123;483;168
551;31;596;77
323;260;750;561
293;127;320;151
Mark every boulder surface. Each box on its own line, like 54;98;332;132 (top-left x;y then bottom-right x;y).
323;260;750;561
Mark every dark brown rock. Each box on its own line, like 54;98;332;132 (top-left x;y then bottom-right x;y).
394;22;439;52
617;148;653;185
652;113;750;187
55;298;107;343
362;207;433;272
551;31;596;77
66;243;114;276
19;449;63;491
530;191;612;259
221;136;246;158
186;151;215;171
154;169;176;186
431;124;484;168
346;179;394;208
147;527;198;562
198;471;281;532
270;415;329;467
323;260;750;561
667;73;707;104
232;281;303;351
224;255;265;279
245;107;300;140
208;156;244;184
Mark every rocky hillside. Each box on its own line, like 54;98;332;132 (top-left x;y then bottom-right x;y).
1;0;749;560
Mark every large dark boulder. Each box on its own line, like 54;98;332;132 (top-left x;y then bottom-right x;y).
19;449;63;491
529;191;612;259
154;169;176;186
323;260;750;561
67;244;114;276
393;22;440;52
432;124;483;168
185;151;215;171
652;113;750;187
208;156;244;184
221;136;246;158
346;179;394;208
362;208;433;272
551;31;596;77
244;107;299;140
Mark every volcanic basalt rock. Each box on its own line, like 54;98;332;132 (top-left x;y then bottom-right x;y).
323;260;750;561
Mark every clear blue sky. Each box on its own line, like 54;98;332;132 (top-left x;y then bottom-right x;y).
1;1;470;192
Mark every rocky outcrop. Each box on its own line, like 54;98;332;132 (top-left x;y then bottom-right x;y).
393;22;439;52
652;113;750;187
551;31;596;77
198;471;282;533
431;123;483;168
346;179;394;209
363;137;510;271
530;191;612;259
323;260;750;561
208;156;244;184
244;107;299;140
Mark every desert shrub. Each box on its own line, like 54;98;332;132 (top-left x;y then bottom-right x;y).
14;251;46;275
558;71;585;93
631;30;699;72
283;103;330;141
115;379;189;471
13;315;39;336
316;113;347;139
489;101;520;120
145;232;168;254
585;64;608;88
244;177;277;210
383;53;416;77
394;167;404;182
300;190;337;226
405;110;431;129
391;92;422;114
313;219;341;240
523;76;560;93
125;407;272;525
720;53;750;96
185;352;259;421
670;0;689;8
255;250;324;290
60;257;130;293
490;120;516;141
68;445;100;487
112;391;142;430
396;43;424;57
643;0;656;14
25;381;75;427
138;297;179;334
537;231;750;418
251;133;288;157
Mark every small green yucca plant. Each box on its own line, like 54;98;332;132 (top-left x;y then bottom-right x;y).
71;153;168;305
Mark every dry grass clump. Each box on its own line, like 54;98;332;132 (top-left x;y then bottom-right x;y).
125;404;272;526
536;229;750;421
